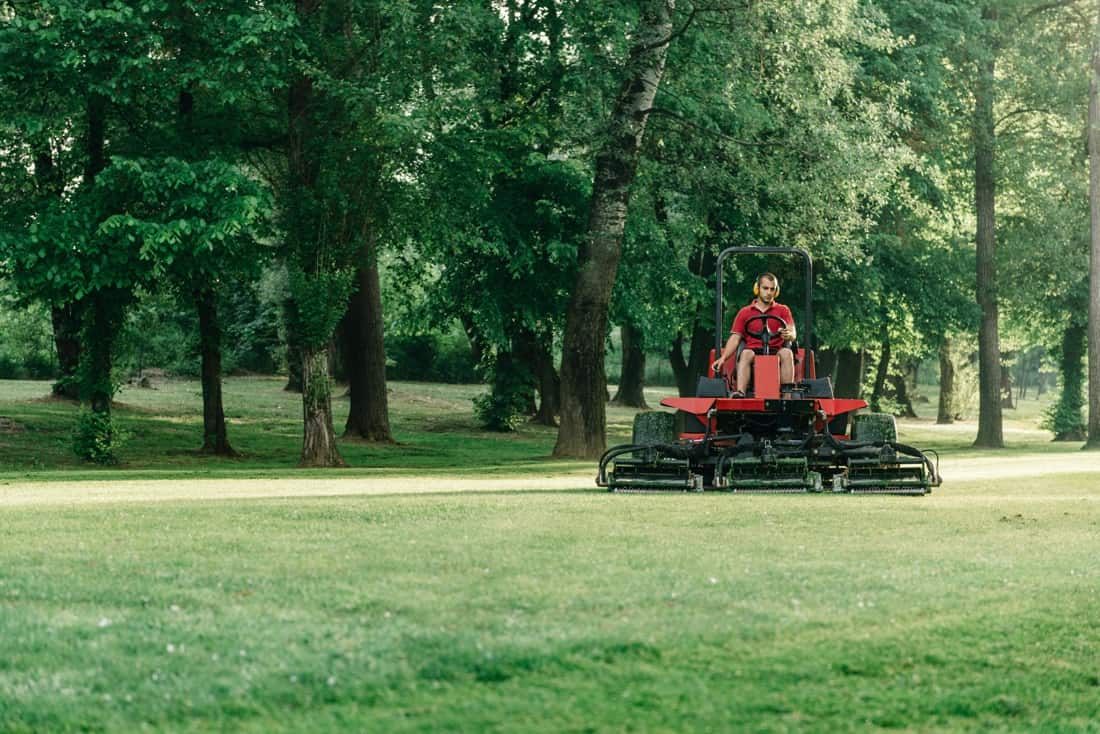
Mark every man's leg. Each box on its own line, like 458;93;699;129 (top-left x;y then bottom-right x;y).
778;347;794;384
736;350;755;394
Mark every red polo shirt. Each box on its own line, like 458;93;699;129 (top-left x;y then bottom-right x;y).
732;301;794;351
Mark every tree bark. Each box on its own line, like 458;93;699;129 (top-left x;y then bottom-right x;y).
669;331;692;397
886;375;918;418
84;93;107;186
32;148;81;398
342;258;394;442
553;0;674;460
531;335;560;426
870;335;891;413
834;348;864;400
1087;0;1100;449
669;245;716;397
972;14;1004;448
196;288;235;455
611;321;648;408
937;338;956;424
1000;352;1015;409
287;3;345;468
50;304;82;400
299;345;347;467
816;348;838;384
1053;326;1087;442
514;326;559;425
83;291;126;417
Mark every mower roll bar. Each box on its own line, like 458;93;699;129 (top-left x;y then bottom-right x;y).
715;246;813;381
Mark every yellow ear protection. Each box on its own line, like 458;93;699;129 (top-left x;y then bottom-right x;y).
753;274;779;297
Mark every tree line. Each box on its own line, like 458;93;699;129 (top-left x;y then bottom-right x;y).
2;0;1100;465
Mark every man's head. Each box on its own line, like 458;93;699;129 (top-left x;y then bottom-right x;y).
754;272;779;302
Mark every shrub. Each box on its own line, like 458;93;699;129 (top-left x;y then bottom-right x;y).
385;332;479;383
72;410;129;464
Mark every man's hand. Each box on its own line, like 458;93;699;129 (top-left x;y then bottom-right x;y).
780;326;795;342
712;357;725;372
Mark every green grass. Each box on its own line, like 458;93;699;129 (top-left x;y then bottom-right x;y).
0;378;587;480
2;378;1099;731
2;484;1099;732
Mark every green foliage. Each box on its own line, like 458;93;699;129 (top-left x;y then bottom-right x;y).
71;409;127;464
1042;330;1087;440
473;359;533;432
384;332;479;384
0;296;55;379
285;267;355;351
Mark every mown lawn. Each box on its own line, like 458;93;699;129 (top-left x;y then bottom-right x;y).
0;378;582;480
2;378;1099;731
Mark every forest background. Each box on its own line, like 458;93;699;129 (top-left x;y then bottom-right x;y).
3;0;1100;467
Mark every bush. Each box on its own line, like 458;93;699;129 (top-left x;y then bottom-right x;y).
0;300;57;379
385;332;479;383
473;359;532;431
72;410;129;464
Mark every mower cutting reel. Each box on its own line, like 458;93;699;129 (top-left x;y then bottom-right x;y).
596;246;942;496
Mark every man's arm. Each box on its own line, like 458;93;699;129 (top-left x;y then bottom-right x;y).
712;332;742;371
780;306;796;343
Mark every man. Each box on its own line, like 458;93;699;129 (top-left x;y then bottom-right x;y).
711;272;796;397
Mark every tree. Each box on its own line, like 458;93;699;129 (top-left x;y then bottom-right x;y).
1088;0;1100;449
972;4;1004;447
554;0;675;459
279;0;421;464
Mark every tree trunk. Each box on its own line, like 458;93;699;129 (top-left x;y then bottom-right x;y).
973;18;1004;448
299;345;347;466
82;291;127;416
196;288;235;455
283;297;304;392
937;338;955;424
531;336;560;426
287;8;346;468
669;244;717;397
1053;326;1087;442
870;336;891;413
50;303;82;400
834;348;864;400
553;0;674;460
816;348;838;384
669;331;693;397
886;374;918;418
342;258;394;442
514;326;559;425
32;148;81;399
1087;1;1100;449
84;93;106;185
611;321;648;408
1000;352;1015;409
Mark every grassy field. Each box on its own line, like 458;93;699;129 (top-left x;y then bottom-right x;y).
2;378;1099;732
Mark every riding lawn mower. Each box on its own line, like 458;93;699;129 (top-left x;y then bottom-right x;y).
597;246;942;494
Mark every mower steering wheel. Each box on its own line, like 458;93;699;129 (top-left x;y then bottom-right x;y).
742;313;789;356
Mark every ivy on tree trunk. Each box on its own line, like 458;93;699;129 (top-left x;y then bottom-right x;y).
300;345;347;467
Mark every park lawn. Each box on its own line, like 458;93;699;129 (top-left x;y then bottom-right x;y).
3;376;1099;731
0;378;592;480
1;473;1099;732
0;375;1069;481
